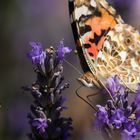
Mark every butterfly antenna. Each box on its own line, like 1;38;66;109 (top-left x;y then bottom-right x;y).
64;59;83;75
75;85;97;111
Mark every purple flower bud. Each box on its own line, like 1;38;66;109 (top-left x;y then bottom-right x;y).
96;105;109;124
107;100;115;109
107;76;121;97
121;131;134;140
123;120;137;137
125;106;132;116
27;42;46;65
110;109;126;129
56;40;72;60
32;117;48;133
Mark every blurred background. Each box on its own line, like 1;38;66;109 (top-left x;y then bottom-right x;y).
0;0;140;140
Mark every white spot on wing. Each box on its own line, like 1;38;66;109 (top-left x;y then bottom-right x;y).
119;51;127;62
97;51;106;62
90;0;96;7
103;40;111;52
75;5;92;20
115;25;123;32
81;32;91;41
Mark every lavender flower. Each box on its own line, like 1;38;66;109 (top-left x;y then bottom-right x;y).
123;120;137;137
56;40;72;60
110;109;126;129
94;76;140;140
121;131;134;140
23;41;73;140
27;42;46;65
32;117;47;133
96;105;109;124
107;76;122;97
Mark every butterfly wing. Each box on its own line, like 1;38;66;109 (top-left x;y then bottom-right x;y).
68;0;124;74
95;24;140;90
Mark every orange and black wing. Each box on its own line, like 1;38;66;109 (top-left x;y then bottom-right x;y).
68;0;124;72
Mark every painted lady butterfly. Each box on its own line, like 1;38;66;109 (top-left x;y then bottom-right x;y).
69;0;140;91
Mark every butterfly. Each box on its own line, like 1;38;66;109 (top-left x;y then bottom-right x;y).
68;0;140;91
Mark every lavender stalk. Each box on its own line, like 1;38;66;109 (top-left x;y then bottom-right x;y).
23;41;73;140
94;76;140;140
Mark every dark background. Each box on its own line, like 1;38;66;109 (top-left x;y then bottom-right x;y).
0;0;140;140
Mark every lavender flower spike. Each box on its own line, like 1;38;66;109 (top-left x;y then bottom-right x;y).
94;76;140;140
24;42;73;140
56;40;72;60
27;42;46;65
